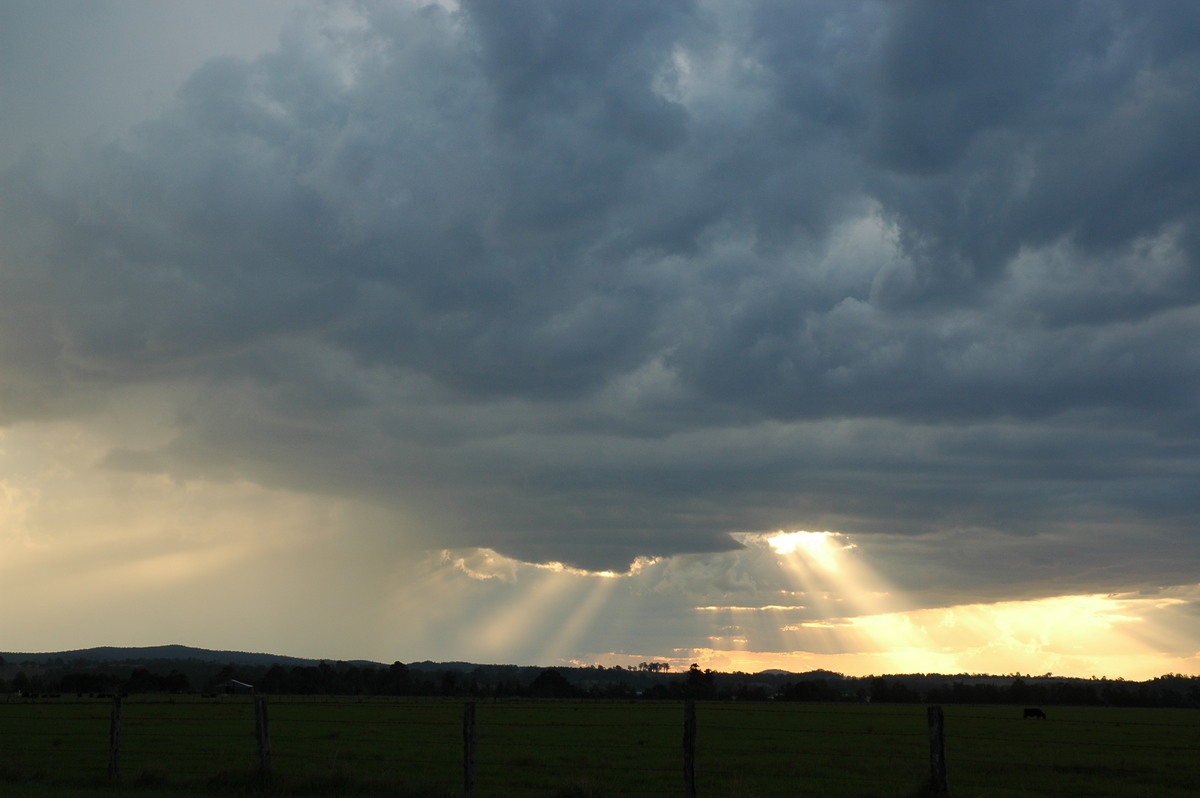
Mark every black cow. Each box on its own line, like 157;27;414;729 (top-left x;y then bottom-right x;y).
1023;707;1047;719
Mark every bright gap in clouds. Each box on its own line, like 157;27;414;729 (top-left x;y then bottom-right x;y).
392;533;1199;680
695;532;1200;679
767;531;853;572
3;412;1195;680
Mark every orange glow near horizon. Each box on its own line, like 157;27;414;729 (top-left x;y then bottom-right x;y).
4;410;1196;677
665;592;1199;680
410;540;1200;680
663;532;1200;680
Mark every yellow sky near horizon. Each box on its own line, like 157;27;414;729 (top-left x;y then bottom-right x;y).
3;420;1198;679
672;592;1200;681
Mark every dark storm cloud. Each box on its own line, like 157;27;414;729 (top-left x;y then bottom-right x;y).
2;0;1198;581
863;0;1200;300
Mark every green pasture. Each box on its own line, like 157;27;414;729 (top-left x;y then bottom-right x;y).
0;697;1195;797
940;704;1199;797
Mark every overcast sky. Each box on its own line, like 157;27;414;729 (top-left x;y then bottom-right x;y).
2;0;1199;679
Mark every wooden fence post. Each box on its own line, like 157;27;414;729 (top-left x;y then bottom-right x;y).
927;705;949;797
683;700;697;798
463;701;477;796
255;697;273;775
108;694;122;781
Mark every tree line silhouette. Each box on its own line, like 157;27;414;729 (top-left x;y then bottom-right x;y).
4;655;1198;708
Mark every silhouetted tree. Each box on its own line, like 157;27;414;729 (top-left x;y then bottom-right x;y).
637;662;670;672
12;672;32;694
209;665;239;691
379;662;412;695
60;671;119;694
163;670;190;693
868;676;920;703
529;668;575;698
685;664;716;700
440;670;459;696
260;664;288;693
777;678;847;702
125;667;161;693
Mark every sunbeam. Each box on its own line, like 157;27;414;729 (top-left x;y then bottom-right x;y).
396;549;644;665
388;541;1199;680
534;572;620;665
684;532;1200;679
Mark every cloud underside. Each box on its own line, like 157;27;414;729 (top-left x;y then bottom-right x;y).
2;0;1199;580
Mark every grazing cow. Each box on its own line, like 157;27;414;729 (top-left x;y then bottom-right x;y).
1023;707;1047;719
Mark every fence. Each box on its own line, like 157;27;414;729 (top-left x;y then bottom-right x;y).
1;695;1197;797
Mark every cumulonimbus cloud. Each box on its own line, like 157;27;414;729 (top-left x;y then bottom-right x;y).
1;0;1198;578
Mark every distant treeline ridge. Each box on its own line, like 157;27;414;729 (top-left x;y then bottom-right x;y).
2;654;1198;708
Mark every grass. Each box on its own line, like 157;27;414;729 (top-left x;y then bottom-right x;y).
0;697;1196;797
940;705;1200;797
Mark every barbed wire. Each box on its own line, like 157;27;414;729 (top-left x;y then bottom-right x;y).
0;698;1195;796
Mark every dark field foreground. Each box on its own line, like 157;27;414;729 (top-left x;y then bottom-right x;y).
1;696;1196;797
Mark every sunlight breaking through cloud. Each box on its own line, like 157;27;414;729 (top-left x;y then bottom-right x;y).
2;0;1200;679
682;592;1200;680
448;549;664;581
380;537;1195;679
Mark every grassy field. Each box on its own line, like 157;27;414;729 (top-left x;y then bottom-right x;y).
0;696;1196;797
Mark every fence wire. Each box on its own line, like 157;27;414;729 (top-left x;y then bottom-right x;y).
0;697;1197;796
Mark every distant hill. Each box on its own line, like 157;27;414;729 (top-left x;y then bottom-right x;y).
759;669;842;679
0;644;376;668
407;660;500;672
1;646;1196;708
